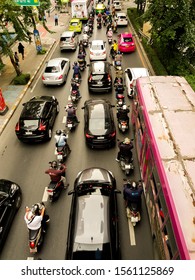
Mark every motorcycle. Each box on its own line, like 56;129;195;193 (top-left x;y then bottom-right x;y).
70;89;80;103
78;58;86;71
116;93;125;108
118;119;129;133
27;202;49;253
72;73;81;84
97;21;102;29
108;35;112;44
114;60;122;71
119;155;134;175
83;39;89;47
66;116;79;131
123;180;143;226
46;161;68;202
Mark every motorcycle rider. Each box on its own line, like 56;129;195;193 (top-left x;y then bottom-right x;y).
110;39;118;58
107;27;113;40
45;160;66;186
117;105;130;122
83;23;89;34
114;51;122;67
77;49;86;69
114;77;124;98
24;203;49;233
82;33;89;44
72;61;81;79
116;137;133;162
65;103;80;123
54;130;71;152
123;180;143;209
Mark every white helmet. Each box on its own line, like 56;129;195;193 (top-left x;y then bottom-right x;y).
122;105;127;110
132;182;136;188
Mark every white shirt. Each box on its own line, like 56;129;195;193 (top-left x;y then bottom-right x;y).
54;134;67;147
24;211;42;230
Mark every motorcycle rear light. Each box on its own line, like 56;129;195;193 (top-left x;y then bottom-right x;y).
38;122;46;131
30;241;35;249
86;133;94;138
47;189;53;193
15;122;20;131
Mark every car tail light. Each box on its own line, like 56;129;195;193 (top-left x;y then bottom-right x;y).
107;74;111;82
15;122;20;131
38;122;46;131
88;74;93;82
103;50;106;54
30;241;35;249
42;75;45;80
58;75;63;80
86;133;94;138
130;83;133;89
110;131;116;138
90;51;94;55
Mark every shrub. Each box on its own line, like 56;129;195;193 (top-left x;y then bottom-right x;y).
13;73;31;85
37;48;47;55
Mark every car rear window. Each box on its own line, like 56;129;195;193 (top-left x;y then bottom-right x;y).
119;16;126;19
123;37;133;43
60;36;71;42
45;66;60;73
20;119;39;129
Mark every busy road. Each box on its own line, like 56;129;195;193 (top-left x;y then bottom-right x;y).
0;9;154;260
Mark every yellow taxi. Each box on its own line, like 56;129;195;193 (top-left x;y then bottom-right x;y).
68;18;82;33
95;3;106;14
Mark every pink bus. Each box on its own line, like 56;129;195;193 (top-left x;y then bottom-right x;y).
132;76;195;260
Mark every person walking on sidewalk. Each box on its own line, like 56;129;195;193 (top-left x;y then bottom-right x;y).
18;42;25;60
54;14;59;26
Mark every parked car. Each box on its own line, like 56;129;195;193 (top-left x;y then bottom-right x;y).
15;96;59;142
0;179;22;252
95;3;106;14
42;58;70;86
124;67;150;98
82;99;116;148
115;12;128;26
113;1;122;10
66;167;121;260
60;31;79;51
87;61;112;92
118;32;136;53
68;18;82;33
89;40;106;61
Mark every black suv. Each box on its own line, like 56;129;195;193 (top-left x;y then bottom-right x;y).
15;96;59;142
66;167;121;260
82;99;116;148
88;61;112;92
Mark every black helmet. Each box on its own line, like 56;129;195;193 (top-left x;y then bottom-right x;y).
31;204;40;215
51;160;58;168
56;130;61;135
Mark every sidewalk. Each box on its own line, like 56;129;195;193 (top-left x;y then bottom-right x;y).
0;8;71;136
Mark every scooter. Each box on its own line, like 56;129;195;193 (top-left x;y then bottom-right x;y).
119;155;134;175
83;39;89;47
27;202;49;253
55;143;70;162
118;119;129;133
126;201;141;226
114;60;122;71
66;117;79;131
116;93;126;108
46;161;68;202
70;89;80;103
78;58;86;71
108;35;112;44
97;21;102;29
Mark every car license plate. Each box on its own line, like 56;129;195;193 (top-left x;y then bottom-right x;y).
122;125;126;129
97;81;102;85
68;123;72;128
25;131;32;135
131;216;139;223
125;164;131;169
96;52;100;56
97;136;104;139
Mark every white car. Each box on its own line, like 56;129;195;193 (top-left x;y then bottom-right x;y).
124;68;150;98
89;40;107;61
42;58;70;86
113;1;122;10
115;12;128;26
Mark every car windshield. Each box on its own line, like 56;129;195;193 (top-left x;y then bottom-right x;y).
123;37;133;43
45;66;60;73
92;45;104;51
76;183;113;196
20;119;39;129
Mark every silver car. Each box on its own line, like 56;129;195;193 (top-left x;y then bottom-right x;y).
42;58;70;86
60;31;78;51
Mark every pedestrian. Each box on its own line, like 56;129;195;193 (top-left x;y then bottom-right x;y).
18;42;25;60
54;13;59;26
14;51;19;66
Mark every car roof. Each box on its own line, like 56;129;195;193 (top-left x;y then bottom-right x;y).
125;67;149;79
61;31;75;37
47;58;69;66
91;61;109;73
116;12;126;16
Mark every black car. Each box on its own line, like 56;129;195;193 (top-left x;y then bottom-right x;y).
15;96;59;142
88;61;112;92
66;167;121;260
0;179;22;251
82;99;116;148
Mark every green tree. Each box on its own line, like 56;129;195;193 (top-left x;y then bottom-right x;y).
143;0;195;73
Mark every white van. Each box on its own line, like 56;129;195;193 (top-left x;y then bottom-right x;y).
124;68;150;98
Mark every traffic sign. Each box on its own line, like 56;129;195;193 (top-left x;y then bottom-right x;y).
15;0;40;6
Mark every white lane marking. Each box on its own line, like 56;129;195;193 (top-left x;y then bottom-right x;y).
42;187;49;202
62;116;66;124
128;219;136;246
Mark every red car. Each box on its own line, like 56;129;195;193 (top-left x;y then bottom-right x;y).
118;32;136;53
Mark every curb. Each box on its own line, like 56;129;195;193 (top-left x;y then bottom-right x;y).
0;39;57;136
